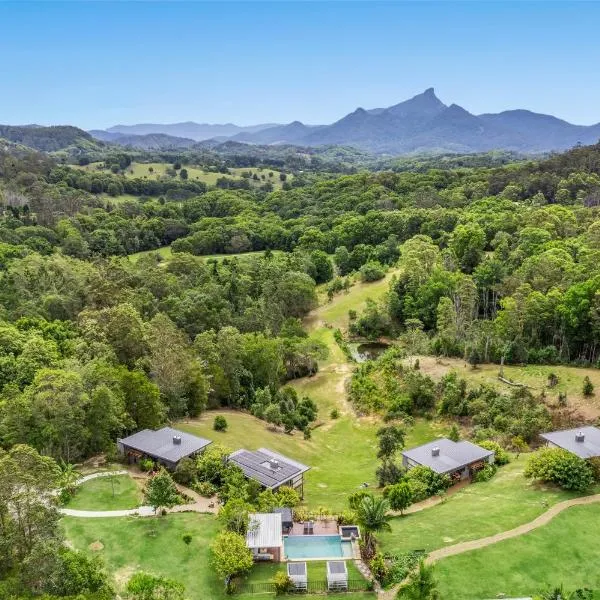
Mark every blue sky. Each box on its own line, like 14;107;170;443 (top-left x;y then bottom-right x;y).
1;1;599;129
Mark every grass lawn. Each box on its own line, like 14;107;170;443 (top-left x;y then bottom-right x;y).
62;514;374;600
127;247;281;264
434;503;600;599
380;457;594;556
413;356;600;419
179;411;449;511
66;475;143;511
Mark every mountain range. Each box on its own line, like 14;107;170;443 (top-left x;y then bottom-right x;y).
87;88;600;154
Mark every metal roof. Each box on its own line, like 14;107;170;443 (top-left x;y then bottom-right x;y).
228;448;310;488
118;427;211;463
273;507;293;525
246;513;283;549
327;561;347;575
540;426;600;459
288;562;307;576
402;438;493;474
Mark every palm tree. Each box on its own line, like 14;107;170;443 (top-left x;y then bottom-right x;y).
355;494;391;558
540;586;593;600
398;560;439;600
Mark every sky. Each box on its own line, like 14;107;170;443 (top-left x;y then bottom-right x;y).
1;1;599;129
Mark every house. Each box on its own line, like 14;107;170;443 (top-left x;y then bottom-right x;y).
228;448;310;498
540;426;600;459
246;513;283;562
401;438;494;481
287;562;307;590
326;561;348;591
117;427;211;471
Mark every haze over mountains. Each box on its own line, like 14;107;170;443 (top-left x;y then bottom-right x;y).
49;88;600;155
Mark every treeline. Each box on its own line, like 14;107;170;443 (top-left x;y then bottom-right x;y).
0;251;326;463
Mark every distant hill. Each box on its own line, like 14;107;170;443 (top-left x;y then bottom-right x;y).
238;89;600;154
105;121;278;141
89;130;196;150
0;125;102;153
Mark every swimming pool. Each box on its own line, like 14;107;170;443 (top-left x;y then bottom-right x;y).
284;535;353;560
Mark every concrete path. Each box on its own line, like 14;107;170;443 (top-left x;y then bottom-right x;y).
379;493;600;599
59;468;219;518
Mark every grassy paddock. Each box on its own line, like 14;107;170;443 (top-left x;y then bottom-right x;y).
66;474;142;511
434;503;600;599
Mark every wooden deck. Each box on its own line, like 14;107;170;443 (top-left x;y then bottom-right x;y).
289;519;339;536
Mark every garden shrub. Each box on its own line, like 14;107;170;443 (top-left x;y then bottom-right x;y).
348;490;371;510
173;457;196;485
336;509;358;525
213;415;228;431
330;408;340;419
583;376;595;396
381;551;425;587
404;466;451;497
139;458;154;472
478;440;510;465
193;481;218;497
525;448;594;491
359;261;386;282
272;572;293;595
472;463;497;483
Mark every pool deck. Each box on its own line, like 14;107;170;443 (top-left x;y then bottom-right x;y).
289;519;338;536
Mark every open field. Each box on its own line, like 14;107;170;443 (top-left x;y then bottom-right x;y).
379;457;596;556
434;503;600;599
76;162;289;189
66;474;143;511
62;514;375;600
127;247;282;264
412;355;600;419
179;410;448;511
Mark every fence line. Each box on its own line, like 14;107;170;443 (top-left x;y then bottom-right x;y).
238;579;371;595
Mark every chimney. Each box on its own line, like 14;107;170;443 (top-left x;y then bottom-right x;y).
173;435;182;445
269;459;280;470
431;447;440;457
575;431;585;443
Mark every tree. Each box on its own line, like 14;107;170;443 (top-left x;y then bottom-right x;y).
144;469;180;514
126;572;185;600
510;436;528;458
448;424;460;442
179;168;188;180
219;498;251;534
213;415;228;431
525;448;594;491
386;481;413;515
377;425;406;459
210;531;253;586
355;494;392;558
398;560;439;600
583;376;595;396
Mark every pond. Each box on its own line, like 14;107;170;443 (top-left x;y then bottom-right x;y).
352;342;390;362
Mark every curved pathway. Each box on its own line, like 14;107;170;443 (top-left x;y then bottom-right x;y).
380;492;600;599
58;469;219;518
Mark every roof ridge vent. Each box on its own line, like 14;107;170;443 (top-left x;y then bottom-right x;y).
431;446;440;457
575;431;585;443
173;435;182;445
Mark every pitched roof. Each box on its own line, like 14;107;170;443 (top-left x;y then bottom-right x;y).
540;426;600;459
246;513;283;548
228;448;310;488
118;427;211;463
402;438;493;474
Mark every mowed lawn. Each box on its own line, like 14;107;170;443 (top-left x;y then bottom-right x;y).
434;503;600;599
179;411;449;511
62;514;375;600
380;457;592;556
66;475;143;511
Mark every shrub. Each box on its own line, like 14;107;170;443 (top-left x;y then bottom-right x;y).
348;490;371;510
336;509;358;525
330;408;340;419
173;457;197;485
272;572;293;595
359;261;386;282
525;448;594;491
376;459;404;487
404;466;451;497
275;486;301;508
478;440;510;466
583;376;595;396
406;479;429;503
213;415;228;432
139;458;154;472
182;534;192;546
472;463;497;483
193;481;218;497
448;424;460;442
369;552;388;583
386;481;413;514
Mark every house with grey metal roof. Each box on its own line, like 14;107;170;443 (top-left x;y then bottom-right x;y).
117;427;211;470
402;438;494;481
246;512;283;562
228;448;310;497
540;426;600;459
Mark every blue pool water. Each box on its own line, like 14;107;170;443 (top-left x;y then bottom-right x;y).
284;535;353;560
